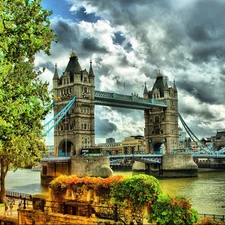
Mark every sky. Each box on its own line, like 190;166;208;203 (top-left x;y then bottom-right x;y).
37;0;225;145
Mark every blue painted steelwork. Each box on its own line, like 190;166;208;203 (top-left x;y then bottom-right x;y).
178;113;203;147
41;152;225;164
94;91;167;109
41;156;71;162
218;147;225;154
43;97;76;135
42;90;167;135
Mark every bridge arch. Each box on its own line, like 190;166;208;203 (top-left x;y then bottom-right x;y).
153;143;163;154
58;139;75;156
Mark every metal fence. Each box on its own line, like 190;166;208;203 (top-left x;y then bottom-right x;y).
199;214;225;222
6;191;32;200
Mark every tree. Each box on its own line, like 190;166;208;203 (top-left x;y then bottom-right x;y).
0;0;56;202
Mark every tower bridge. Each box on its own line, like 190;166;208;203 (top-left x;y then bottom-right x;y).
41;51;198;183
51;51;178;157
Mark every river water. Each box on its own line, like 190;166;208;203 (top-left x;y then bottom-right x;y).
5;169;225;215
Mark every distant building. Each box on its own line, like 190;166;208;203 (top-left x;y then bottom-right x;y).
178;127;186;148
214;129;225;150
96;135;146;155
45;145;54;157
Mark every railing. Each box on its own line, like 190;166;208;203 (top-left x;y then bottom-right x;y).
6;191;33;210
41;156;71;162
6;191;32;200
199;214;225;222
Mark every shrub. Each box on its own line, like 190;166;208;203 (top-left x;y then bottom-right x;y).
148;193;198;225
110;174;162;207
198;216;224;225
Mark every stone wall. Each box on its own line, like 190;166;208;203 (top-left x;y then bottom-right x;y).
18;209;124;225
132;154;198;178
70;156;113;177
161;154;198;177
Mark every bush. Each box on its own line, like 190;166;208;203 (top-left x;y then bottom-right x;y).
148;193;198;225
110;174;162;207
198;216;224;225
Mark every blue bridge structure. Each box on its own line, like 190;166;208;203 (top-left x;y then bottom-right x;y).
40;52;225;182
94;91;167;109
43;90;167;135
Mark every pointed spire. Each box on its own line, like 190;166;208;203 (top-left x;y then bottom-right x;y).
143;82;148;94
65;50;82;75
89;60;95;77
71;49;76;57
164;77;168;89
157;70;162;77
53;63;59;80
173;79;177;91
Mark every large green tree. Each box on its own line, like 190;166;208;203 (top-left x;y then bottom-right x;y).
0;0;56;202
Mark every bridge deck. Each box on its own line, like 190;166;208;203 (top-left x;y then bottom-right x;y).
94;91;167;110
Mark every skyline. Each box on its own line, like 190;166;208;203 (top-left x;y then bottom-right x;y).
36;0;225;145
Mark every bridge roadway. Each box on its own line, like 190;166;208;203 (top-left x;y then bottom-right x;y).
41;153;225;165
94;90;167;110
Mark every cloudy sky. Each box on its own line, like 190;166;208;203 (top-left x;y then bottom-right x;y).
37;0;225;145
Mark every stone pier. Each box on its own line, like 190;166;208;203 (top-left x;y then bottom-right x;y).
133;153;198;178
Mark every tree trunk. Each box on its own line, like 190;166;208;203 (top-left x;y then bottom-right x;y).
0;159;7;203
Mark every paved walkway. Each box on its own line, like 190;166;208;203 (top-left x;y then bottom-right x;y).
0;198;32;219
0;199;19;218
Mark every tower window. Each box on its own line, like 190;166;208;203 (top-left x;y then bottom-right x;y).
155;116;160;123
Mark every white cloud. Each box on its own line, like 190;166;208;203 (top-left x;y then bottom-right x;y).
39;0;225;145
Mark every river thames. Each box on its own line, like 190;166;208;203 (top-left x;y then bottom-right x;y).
5;169;225;215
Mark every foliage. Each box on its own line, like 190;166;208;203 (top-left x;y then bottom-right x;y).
0;0;56;202
50;174;124;193
198;216;224;225
110;174;162;207
148;193;198;225
50;174;201;224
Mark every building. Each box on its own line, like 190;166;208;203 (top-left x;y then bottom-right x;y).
213;129;225;150
96;135;146;155
143;72;179;154
52;50;95;156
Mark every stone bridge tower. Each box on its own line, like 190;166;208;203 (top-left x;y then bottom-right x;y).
144;72;179;154
52;51;95;156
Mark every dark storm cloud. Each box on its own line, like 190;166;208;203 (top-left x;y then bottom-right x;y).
191;45;225;63
183;0;225;63
73;7;101;22
82;37;108;53
179;103;215;121
52;20;80;49
184;0;225;43
35;62;55;74
95;116;117;136
177;80;222;105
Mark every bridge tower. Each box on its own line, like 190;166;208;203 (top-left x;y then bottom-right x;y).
52;51;95;156
144;72;179;154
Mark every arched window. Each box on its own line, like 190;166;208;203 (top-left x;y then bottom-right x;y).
155;116;160;123
84;76;88;82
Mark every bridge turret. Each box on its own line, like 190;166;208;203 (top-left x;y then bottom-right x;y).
144;72;179;154
143;82;148;99
53;63;59;87
89;60;94;77
53;51;95;157
88;60;95;91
